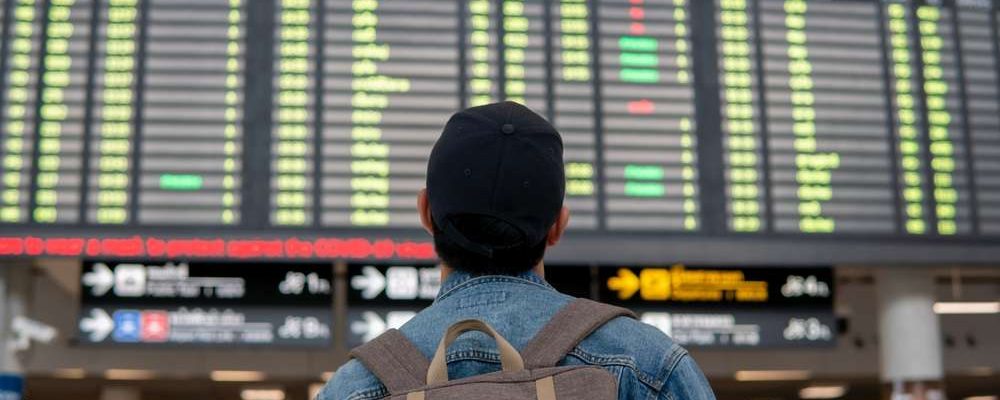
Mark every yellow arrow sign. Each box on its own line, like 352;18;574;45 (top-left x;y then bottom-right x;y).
607;268;640;300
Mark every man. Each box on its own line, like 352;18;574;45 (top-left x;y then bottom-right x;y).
319;102;715;400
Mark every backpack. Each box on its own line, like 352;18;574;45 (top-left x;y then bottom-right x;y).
350;299;637;400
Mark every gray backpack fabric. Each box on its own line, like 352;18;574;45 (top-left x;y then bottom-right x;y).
350;299;636;400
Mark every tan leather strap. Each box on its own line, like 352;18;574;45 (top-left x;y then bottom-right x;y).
349;329;430;395
536;376;557;400
427;319;525;385
406;392;425;400
522;298;637;369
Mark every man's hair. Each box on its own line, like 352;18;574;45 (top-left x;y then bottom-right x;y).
433;214;547;275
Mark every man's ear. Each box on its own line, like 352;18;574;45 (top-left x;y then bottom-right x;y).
546;206;571;247
417;188;434;236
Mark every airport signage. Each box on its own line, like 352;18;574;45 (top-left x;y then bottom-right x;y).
634;310;836;348
599;265;836;348
348;263;442;305
77;261;333;347
346;263;440;346
81;261;332;304
344;264;594;346
599;265;834;307
343;264;834;348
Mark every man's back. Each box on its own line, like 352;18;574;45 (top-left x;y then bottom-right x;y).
318;271;716;400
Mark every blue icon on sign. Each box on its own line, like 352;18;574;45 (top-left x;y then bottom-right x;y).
112;310;141;343
0;373;23;400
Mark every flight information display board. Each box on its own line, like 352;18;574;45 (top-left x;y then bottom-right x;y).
954;0;1000;234
762;0;897;234
600;0;700;231
1;0;1000;264
138;0;245;226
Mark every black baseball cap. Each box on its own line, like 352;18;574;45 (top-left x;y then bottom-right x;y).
426;101;565;258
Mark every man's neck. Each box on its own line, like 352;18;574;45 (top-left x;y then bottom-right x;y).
440;262;545;281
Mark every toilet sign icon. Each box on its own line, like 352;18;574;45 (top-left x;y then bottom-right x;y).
141;311;170;342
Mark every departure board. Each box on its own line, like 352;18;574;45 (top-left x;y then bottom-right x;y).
1;0;1000;265
1;0;91;224
884;0;932;235
138;0;244;225
599;0;700;231
955;0;1000;234
552;0;601;230
37;0;89;224
271;0;317;226
761;0;897;234
321;0;460;228
717;0;767;233
465;0;500;107
88;0;140;224
907;0;975;235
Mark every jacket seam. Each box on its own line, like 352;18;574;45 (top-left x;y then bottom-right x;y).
345;385;387;400
659;344;690;384
652;345;691;400
566;347;665;391
447;349;503;364
436;275;553;302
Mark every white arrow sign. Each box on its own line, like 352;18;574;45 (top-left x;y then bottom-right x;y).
79;309;114;342
350;266;386;299
350;311;417;343
82;263;114;296
350;312;387;343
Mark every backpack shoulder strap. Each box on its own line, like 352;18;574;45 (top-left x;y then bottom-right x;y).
349;329;430;395
522;298;637;369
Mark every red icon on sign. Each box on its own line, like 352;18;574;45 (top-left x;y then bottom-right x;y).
141;311;170;342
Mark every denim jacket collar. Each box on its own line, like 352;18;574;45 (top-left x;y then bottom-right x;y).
435;269;553;302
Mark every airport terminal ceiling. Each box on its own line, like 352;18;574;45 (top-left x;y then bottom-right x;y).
0;0;999;264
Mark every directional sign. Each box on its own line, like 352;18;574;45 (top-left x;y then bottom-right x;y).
344;264;594;345
78;262;334;347
600;265;834;308
599;265;836;348
637;310;836;348
81;261;332;305
350;266;387;300
77;306;332;347
82;263;114;296
80;309;114;342
347;310;418;345
347;264;441;305
345;264;439;346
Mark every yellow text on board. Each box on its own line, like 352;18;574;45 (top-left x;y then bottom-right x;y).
607;265;768;303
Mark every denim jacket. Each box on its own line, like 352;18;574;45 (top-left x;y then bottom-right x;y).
318;270;716;400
